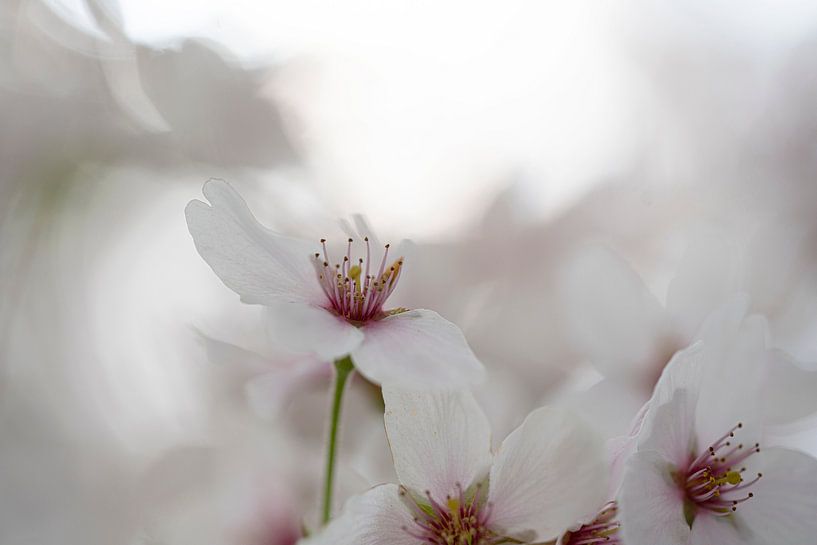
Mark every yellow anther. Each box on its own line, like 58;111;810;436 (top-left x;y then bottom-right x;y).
725;471;743;485
447;497;460;513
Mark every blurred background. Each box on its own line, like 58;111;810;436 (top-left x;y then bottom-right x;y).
2;1;817;544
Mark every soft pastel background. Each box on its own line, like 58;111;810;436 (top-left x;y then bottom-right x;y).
3;1;817;544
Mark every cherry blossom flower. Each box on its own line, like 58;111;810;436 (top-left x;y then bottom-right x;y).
185;179;484;387
299;386;608;545
618;310;817;545
558;244;817;439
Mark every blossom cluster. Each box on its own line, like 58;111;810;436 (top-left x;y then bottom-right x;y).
187;179;817;545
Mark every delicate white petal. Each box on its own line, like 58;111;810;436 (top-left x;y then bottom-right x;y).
245;359;327;418
553;377;648;441
266;303;363;360
339;214;382;251
638;388;697;470
692;299;765;445
185;179;324;305
197;332;273;373
298;484;416;545
639;340;704;469
649;300;767;457
352;309;484;387
666;230;739;340
650;341;705;408
488;407;608;542
382;386;492;501
608;400;651;497
742;222;805;315
619;450;690;545
559;245;670;378
762;349;817;426
770;275;817;362
738;448;817;545
689;509;745;545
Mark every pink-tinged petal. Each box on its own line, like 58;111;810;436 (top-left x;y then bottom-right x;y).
689;510;745;545
298;484;416;545
762;349;817;426
245;358;328;418
266;303;363;361
382;386;492;501
559;245;670;379
488;407;608;543
352;309;484;388
737;448;817;545
185;179;324;305
619;450;690;545
638;388;697;470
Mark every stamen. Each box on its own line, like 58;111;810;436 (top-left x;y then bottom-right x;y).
563;502;622;545
684;423;761;517
364;237;371;281
320;239;331;264
313;238;404;323
377;244;390;280
401;485;494;545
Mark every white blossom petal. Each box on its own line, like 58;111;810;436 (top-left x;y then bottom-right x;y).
738;448;817;545
553;377;647;441
689;509;746;545
666;230;739;340
185;179;324;305
559;245;670;378
650;341;705;408
638;388;698;470
762;349;817;426
607;400;651;497
487;407;608;542
352;309;484;387
245;359;327;418
692;299;765;445
382;386;492;501
266;302;363;360
197;332;273;373
298;484;416;545
619;450;690;545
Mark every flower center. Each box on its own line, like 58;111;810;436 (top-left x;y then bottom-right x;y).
683;423;762;518
312;237;404;323
562;502;621;545
400;484;494;545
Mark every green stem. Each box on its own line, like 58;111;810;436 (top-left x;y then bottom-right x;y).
322;355;355;524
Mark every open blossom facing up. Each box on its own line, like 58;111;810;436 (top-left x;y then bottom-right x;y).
618;304;817;545
300;387;608;545
185;179;484;387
